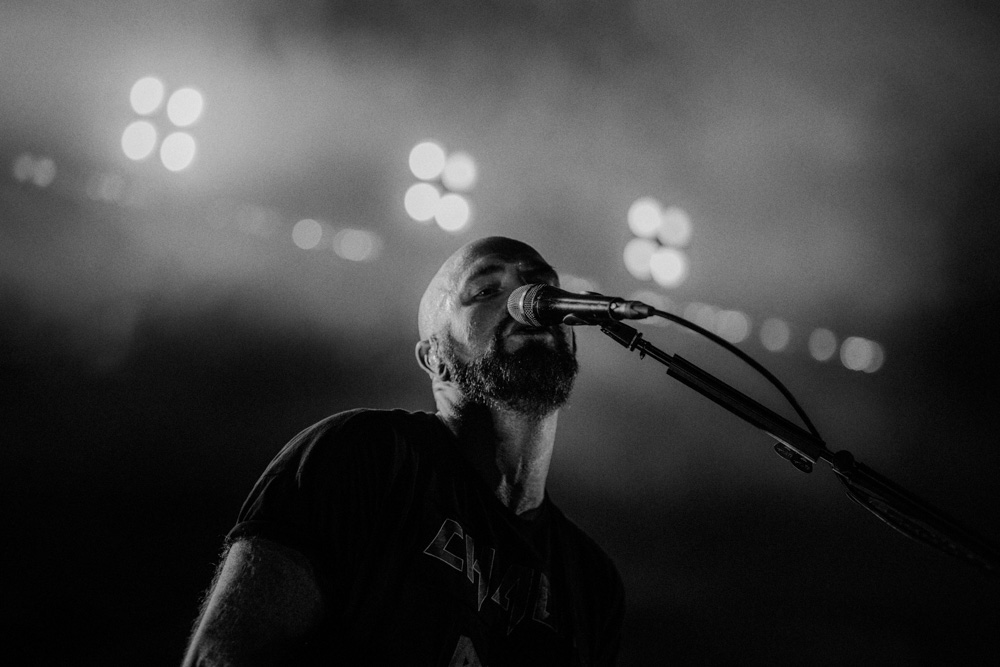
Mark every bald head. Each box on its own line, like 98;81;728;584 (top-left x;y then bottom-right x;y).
417;236;550;341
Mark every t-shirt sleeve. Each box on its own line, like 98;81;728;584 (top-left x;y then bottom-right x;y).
226;410;406;593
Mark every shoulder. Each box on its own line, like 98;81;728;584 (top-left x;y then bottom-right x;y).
283;408;442;454
301;408;439;442
272;408;445;477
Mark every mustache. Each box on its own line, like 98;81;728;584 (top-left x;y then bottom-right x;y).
494;319;574;353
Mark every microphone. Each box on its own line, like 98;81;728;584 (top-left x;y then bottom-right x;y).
507;284;655;327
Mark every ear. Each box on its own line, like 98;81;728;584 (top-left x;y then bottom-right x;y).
415;339;448;381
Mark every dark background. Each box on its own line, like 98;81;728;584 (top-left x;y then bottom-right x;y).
3;1;999;664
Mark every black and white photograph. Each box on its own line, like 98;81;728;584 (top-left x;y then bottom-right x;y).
3;1;999;664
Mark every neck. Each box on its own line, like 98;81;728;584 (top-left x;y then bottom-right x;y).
437;400;558;516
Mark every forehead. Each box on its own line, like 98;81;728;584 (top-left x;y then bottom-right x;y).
454;247;555;285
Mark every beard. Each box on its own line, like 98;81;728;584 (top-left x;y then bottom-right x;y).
437;326;579;418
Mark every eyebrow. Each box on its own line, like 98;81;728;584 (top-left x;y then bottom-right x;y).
461;258;558;285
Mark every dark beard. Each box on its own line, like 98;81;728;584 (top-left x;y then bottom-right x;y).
439;327;579;418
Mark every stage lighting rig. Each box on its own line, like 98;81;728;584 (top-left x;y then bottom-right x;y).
403;140;477;233
121;76;203;172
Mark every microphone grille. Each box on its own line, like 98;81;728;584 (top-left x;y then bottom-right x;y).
507;283;545;327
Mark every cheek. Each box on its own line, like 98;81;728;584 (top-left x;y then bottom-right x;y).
466;311;501;343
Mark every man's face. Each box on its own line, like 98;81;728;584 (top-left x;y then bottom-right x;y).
431;239;578;417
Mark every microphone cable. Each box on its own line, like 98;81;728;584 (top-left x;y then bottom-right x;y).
647;307;822;440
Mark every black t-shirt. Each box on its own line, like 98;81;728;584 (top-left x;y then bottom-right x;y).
228;409;624;666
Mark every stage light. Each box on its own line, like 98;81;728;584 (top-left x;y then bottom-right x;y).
683;302;718;333
840;336;874;371
409;141;446;181
760;317;791;352
334;228;379;262
717;309;751;343
441;152;477;192
840;336;884;372
292;218;323;250
649;246;689;288
130;77;165;115
166;88;204;127
159;132;196;171
864;341;885;373
627;197;661;239
658;206;693;247
435;193;471;232
11;154;57;187
122;121;158;160
31;157;56;187
404;183;440;222
808;328;837;362
623;237;657;280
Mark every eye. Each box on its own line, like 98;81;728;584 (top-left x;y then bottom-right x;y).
474;285;499;299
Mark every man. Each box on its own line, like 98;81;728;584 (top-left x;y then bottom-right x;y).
182;236;625;666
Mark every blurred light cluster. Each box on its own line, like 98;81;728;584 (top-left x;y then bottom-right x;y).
289;218;380;262
628;289;885;373
203;198;383;263
623;197;693;288
403;140;477;232
122;76;203;172
11;153;57;188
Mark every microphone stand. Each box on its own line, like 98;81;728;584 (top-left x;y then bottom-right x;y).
592;318;999;576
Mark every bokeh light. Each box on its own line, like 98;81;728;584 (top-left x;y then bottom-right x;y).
685;303;716;334
841;336;874;371
31;157;57;187
334;228;379;262
760;317;791;352
12;154;57;187
166;88;204;127
121;121;158;160
130;77;165;115
627;197;662;238
623;238;657;280
159;132;196;171
865;340;886;373
716;309;751;343
404;183;440;222
840;336;884;372
808;328;838;362
658;206;693;247
409;141;447;181
441;152;477;192
292;218;323;250
435;193;471;232
649;246;689;288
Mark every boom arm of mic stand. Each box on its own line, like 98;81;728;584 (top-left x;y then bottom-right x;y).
598;319;999;576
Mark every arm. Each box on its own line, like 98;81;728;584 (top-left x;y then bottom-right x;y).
182;537;325;667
